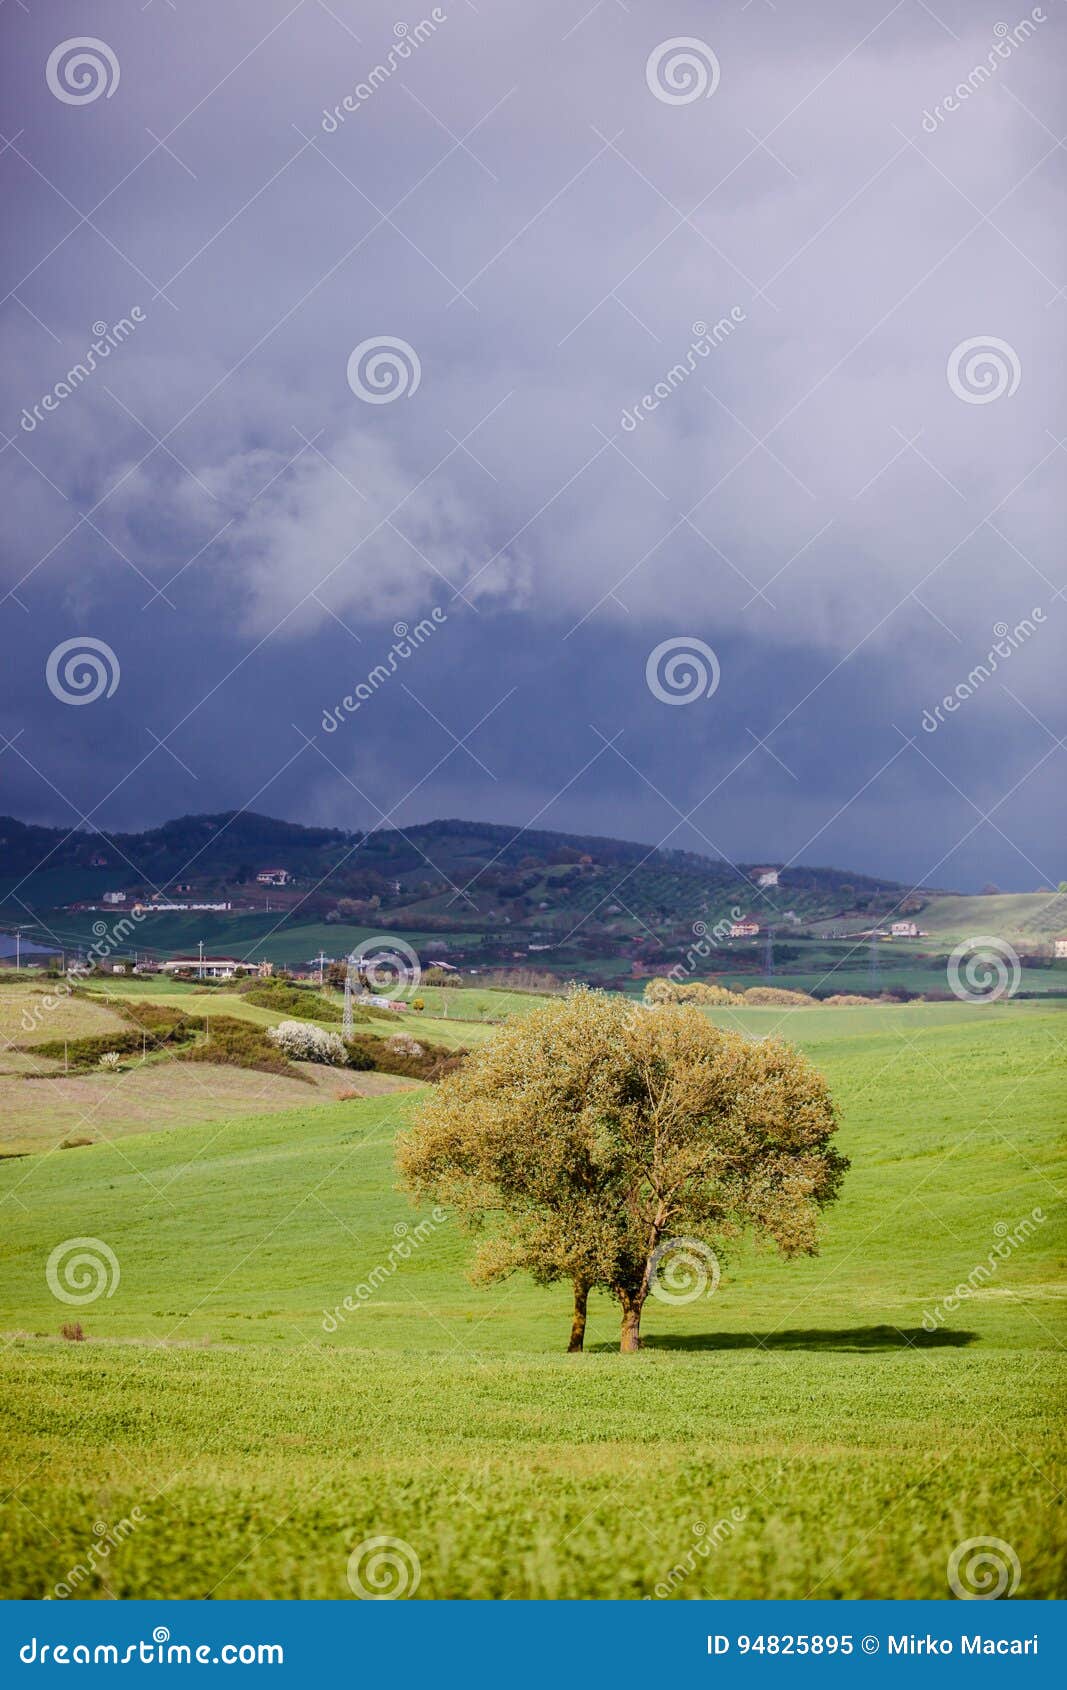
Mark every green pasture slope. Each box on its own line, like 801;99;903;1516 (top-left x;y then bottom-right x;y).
0;1001;1064;1599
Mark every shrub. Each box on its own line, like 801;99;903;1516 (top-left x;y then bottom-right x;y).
60;1322;85;1342
473;969;564;994
98;1051;122;1071
345;1033;468;1082
116;1001;197;1037
179;1016;305;1080
741;986;816;1006
28;1031;145;1070
644;979;742;1006
267;1020;347;1065
386;1034;424;1057
821;993;876;1006
244;984;343;1023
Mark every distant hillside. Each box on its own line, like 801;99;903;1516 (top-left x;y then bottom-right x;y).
3;811;1063;987
0;810;902;918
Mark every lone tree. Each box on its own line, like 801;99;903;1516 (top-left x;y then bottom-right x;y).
397;988;847;1353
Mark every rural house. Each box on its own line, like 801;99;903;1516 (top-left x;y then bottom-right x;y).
889;921;920;938
256;867;291;886
754;867;780;888
730;916;761;938
1055;937;1067;959
159;956;257;980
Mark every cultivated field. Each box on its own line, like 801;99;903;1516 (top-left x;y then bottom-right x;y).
0;994;1063;1598
0;978;417;1156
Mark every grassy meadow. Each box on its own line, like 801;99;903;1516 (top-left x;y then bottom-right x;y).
0;988;1064;1599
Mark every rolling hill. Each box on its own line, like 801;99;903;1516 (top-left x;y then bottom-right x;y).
1;811;1063;989
0;995;1064;1597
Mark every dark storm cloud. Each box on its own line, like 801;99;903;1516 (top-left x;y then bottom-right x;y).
0;0;1063;888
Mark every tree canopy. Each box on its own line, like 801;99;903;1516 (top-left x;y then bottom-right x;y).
397;987;847;1352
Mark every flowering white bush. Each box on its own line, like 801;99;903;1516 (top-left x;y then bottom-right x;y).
386;1034;424;1057
267;1020;347;1065
98;1051;122;1071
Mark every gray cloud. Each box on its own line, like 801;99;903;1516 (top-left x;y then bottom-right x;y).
0;0;1063;888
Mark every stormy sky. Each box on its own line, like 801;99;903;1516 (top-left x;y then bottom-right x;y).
1;0;1063;891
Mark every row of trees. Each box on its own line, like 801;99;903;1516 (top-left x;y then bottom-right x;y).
398;989;847;1353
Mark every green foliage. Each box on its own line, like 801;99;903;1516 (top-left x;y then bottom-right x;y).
400;988;845;1351
741;985;817;1006
177;1015;305;1080
644;978;742;1005
27;1030;146;1069
345;1032;467;1082
243;984;343;1022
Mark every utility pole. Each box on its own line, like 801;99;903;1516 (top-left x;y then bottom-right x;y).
869;933;880;992
763;925;774;980
198;939;204;980
342;953;354;1039
315;950;327;987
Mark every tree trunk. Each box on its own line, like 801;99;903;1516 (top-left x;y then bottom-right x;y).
567;1280;589;1353
619;1291;643;1353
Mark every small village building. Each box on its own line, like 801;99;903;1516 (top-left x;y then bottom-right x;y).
159;956;257;979
730;916;760;938
133;901;232;914
256;868;291;886
1054;937;1067;959
102;890;126;905
889;921;920;938
754;867;780;888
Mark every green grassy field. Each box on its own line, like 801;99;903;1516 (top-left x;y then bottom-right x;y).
0;998;1064;1599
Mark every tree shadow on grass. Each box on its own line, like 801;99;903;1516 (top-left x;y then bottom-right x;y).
591;1325;978;1354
